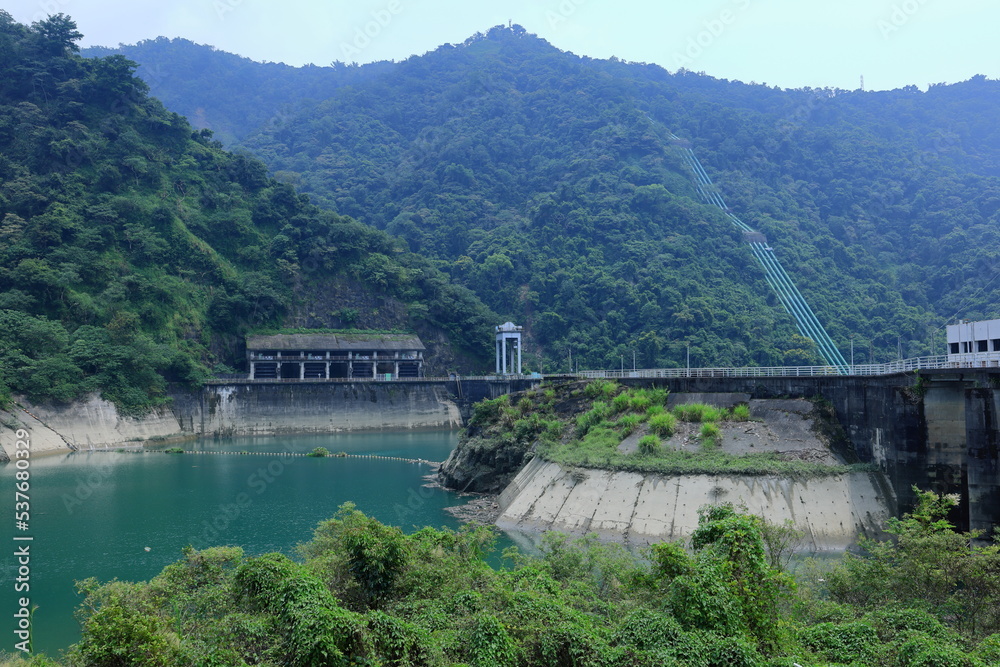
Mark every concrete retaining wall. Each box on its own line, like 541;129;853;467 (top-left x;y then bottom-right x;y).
497;458;893;550
0;382;464;459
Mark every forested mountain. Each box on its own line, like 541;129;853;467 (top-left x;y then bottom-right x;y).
83;37;394;145
88;26;1000;372
0;13;496;412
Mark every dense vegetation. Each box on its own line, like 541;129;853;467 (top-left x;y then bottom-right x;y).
4;491;998;665
0;14;496;413
82;38;396;146
90;26;1000;371
460;380;866;478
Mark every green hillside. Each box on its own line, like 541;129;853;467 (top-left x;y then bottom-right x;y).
0;13;496;413
89;25;1000;371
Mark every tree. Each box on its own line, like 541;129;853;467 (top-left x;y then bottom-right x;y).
827;488;1000;639
30;14;82;55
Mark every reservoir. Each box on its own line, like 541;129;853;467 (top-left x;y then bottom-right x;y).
2;430;473;657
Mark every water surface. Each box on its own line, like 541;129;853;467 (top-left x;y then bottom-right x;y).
2;431;471;656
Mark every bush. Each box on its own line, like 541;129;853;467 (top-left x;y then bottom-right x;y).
470;395;510;427
307;447;330;457
576;401;611;437
611;392;632;414
649;412;677;437
729;404;751;421
799;621;878;664
616;414;641;436
637;435;660;456
894;632;978;667
973;633;1000;664
164;447;184;454
584;379;618;399
700;422;721;449
674;403;721;423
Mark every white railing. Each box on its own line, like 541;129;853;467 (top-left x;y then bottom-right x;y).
576;354;1000;380
206;354;1000;385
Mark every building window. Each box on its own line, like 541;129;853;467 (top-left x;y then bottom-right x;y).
963;342;972;353
950;342;959;354
993;339;1000;352
978;340;989;352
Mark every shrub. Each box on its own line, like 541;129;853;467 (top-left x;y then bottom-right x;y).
616;414;641;436
467;615;517;667
649;412;677;437
894;632;977;667
647;388;669;406
700;422;721;449
729;404;751;421
637;435;660;456
674;403;721;423
627;391;652;413
799;621;878;665
973;633;1000;664
584;379;618;399
470;395;510;427
611;392;632;414
307;447;330;457
576;401;611;437
164;447;184;454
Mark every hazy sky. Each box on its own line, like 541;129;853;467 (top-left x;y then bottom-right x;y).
6;0;997;91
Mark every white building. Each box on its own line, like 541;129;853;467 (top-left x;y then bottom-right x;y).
946;318;1000;366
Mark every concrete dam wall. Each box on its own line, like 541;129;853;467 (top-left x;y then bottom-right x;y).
496;458;891;551
1;371;997;541
0;381;464;459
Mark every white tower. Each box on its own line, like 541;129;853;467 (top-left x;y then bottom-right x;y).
495;322;523;375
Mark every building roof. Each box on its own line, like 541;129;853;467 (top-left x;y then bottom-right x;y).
247;333;424;351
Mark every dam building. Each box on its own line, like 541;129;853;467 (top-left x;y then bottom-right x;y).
947;318;1000;366
247;333;424;380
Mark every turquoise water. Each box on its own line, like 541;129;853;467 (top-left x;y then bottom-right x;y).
2;430;479;657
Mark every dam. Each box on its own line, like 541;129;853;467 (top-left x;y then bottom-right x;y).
1;368;998;537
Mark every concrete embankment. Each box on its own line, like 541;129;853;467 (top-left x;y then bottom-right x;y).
495;458;892;550
0;382;463;459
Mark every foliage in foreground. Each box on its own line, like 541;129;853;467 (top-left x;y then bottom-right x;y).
38;494;1000;666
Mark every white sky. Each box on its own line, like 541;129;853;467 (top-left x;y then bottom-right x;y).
6;0;997;91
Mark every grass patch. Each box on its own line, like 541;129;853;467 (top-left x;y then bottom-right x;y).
673;403;721;423
616;414;641;437
728;404;751;421
576;401;612;437
583;379;618;399
648;412;677;437
637;434;661;456
700;422;721;450
164;447;184;454
542;442;873;478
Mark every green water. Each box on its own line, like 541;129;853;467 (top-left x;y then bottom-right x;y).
2;430;479;657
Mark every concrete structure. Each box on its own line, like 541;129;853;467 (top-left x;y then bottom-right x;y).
247;333;424;380
4;370;1000;541
496;459;890;550
947;318;1000;366
495;322;522;375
